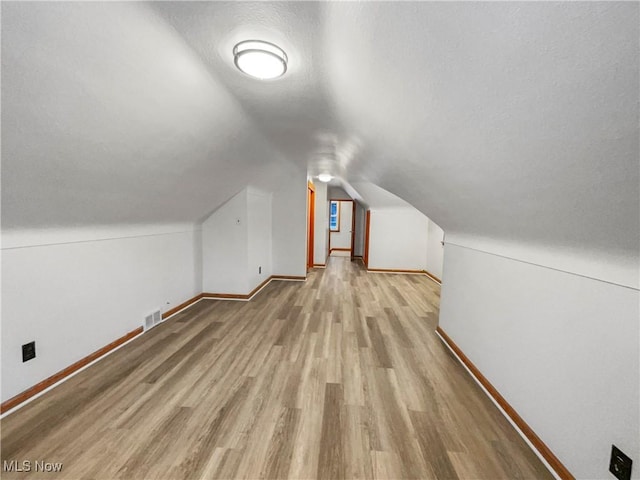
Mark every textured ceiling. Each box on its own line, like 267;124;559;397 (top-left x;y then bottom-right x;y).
2;2;638;260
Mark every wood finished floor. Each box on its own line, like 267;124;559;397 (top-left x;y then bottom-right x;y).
1;257;553;480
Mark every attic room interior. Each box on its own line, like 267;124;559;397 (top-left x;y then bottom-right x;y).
1;2;638;480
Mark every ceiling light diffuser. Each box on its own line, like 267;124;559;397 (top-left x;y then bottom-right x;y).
318;173;333;183
233;40;288;80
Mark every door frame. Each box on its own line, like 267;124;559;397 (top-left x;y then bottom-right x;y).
364;210;371;268
350;201;356;260
307;181;315;270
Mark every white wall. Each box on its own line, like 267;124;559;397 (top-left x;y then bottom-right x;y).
328;186;352;200
354;202;366;257
202;186;280;294
313;182;329;265
1;224;199;403
426;219;445;279
247;188;273;288
202;189;249;294
330;201;353;250
447;232;638;290
439;243;640;480
272;172;307;277
368;207;429;270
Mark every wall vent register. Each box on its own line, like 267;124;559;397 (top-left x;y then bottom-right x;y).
144;309;162;332
22;341;36;362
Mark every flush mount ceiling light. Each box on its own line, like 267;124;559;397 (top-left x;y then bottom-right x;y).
318;173;333;183
233;40;288;80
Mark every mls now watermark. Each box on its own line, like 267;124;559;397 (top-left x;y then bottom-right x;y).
3;460;64;473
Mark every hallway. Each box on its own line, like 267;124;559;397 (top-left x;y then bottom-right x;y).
1;258;551;479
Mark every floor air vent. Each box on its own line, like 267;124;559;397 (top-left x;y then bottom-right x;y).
144;309;163;332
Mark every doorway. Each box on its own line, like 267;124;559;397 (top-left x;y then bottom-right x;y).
328;199;356;259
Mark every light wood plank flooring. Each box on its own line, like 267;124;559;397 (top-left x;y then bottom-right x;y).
1;257;553;479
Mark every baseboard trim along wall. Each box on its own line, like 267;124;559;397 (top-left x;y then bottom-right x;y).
352;258;441;284
312;253;331;268
367;267;426;274
271;275;306;281
202;275;306;301
422;269;442;285
162;294;204;319
0;327;143;415
313;253;331;268
366;266;442;285
435;326;574;480
1;275;306;416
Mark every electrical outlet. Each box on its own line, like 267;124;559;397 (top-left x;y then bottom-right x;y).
22;341;36;362
610;445;632;480
259;266;262;274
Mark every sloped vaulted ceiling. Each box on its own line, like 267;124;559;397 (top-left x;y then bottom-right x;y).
2;2;638;261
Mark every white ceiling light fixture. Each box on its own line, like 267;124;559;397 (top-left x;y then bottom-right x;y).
318;173;333;183
233;40;288;80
